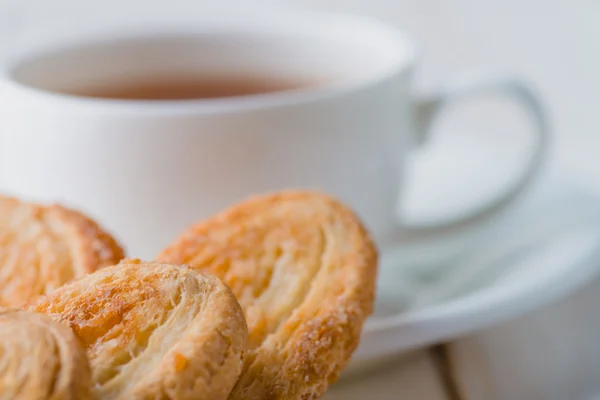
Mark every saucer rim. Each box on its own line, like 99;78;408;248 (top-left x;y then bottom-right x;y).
352;217;600;364
350;164;600;367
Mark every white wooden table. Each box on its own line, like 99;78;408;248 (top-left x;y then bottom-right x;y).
326;270;600;400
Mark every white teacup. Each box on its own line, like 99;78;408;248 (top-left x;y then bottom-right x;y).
0;10;548;258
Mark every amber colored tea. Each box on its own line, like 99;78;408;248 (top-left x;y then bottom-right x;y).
67;76;310;100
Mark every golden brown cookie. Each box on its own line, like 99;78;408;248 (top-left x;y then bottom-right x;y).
0;309;94;400
158;191;378;399
30;260;248;400
0;195;125;307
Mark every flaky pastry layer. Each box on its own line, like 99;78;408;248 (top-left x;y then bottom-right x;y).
158;191;378;399
30;260;248;400
0;309;94;400
0;195;125;307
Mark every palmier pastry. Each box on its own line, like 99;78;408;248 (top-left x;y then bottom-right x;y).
0;309;93;400
158;191;378;399
29;260;248;400
0;195;124;307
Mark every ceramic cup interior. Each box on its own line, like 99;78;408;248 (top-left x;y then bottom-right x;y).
7;14;414;103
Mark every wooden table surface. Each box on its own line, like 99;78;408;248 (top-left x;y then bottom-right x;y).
325;272;600;400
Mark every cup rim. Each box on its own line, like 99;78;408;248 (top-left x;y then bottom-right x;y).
0;9;418;115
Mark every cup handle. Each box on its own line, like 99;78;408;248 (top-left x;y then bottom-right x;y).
405;71;550;232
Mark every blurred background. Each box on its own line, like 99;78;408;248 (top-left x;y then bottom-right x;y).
3;0;599;224
2;0;599;189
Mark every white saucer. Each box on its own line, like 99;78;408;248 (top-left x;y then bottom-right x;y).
344;165;600;374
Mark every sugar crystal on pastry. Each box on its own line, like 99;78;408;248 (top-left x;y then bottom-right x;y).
0;195;125;307
30;260;248;400
158;191;378;399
